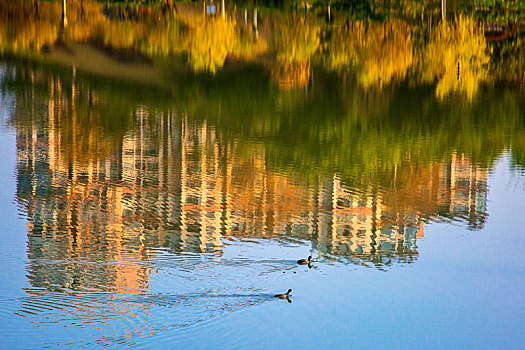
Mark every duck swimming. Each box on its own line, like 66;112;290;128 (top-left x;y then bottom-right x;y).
297;256;312;265
274;289;292;299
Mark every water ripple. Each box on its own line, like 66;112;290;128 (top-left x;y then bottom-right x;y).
10;288;274;347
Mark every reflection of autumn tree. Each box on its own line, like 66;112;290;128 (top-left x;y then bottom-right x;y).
422;15;489;100
269;14;319;88
270;60;310;89
322;25;359;71
1;0;264;68
182;16;236;73
323;19;414;88
181;15;267;73
0;0;60;53
271;14;320;63
358;20;413;87
0;0;171;54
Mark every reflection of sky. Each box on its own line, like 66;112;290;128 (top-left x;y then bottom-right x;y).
0;86;28;301
1;89;525;347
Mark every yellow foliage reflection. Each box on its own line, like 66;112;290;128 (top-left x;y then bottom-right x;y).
0;1;498;95
422;15;489;100
323;20;414;88
270;60;310;90
271;15;320;63
183;16;237;73
0;0;266;73
0;0;60;54
269;14;319;89
181;13;267;73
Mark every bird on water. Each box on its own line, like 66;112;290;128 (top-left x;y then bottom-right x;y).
297;256;312;265
274;289;292;299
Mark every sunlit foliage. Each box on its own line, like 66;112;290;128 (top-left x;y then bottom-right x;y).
0;0;60;54
0;0;269;74
268;14;319;88
0;0;169;55
179;12;268;73
271;14;320;63
270;60;310;90
0;0;520;95
181;16;236;73
422;15;490;100
357;20;414;88
323;19;414;88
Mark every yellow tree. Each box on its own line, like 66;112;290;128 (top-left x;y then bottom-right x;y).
270;14;320;89
323;20;414;89
183;16;237;73
422;15;490;100
271;14;320;63
182;14;266;73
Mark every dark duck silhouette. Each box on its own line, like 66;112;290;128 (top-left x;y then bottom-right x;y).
274;289;292;299
297;256;312;265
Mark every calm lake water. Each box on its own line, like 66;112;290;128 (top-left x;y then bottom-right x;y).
1;1;525;348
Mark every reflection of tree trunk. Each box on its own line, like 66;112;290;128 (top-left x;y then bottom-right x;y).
34;0;39;19
222;0;225;19
441;0;446;22
304;4;307;24
252;8;257;36
163;0;171;10
62;0;68;28
427;12;432;41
